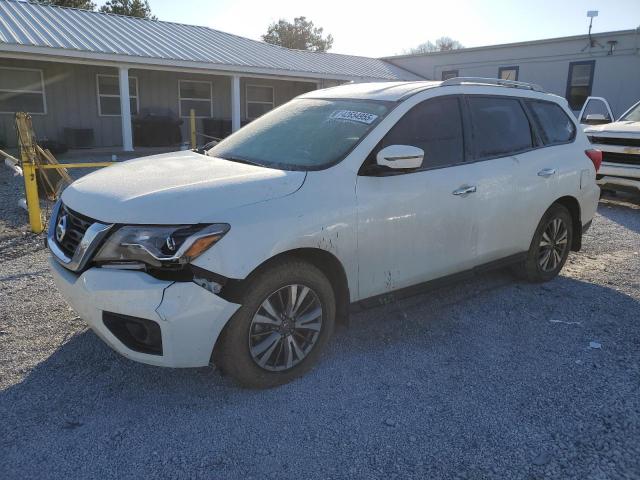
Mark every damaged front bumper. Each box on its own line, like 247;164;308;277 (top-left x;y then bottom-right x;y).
49;258;240;368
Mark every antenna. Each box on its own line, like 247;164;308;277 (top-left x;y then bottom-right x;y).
582;10;604;51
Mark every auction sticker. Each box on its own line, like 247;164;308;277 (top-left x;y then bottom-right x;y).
330;110;378;125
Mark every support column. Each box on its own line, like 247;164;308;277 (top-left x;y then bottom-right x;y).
118;66;133;151
231;75;241;132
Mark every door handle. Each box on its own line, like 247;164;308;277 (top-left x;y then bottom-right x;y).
452;185;477;196
537;168;557;178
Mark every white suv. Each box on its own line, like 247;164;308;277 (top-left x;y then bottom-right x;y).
48;78;600;388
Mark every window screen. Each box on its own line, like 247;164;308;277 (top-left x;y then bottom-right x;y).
442;70;458;80
498;66;519;81
0;67;46;114
179;80;212;118
97;75;138;116
381;96;464;169
246;85;275;120
566;61;594;110
468;96;533;159
527;101;576;145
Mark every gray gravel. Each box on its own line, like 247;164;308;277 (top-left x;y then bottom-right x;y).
1;158;639;479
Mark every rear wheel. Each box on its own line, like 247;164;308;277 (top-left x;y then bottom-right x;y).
514;204;573;282
214;260;335;388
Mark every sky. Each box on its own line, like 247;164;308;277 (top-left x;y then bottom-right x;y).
106;0;640;57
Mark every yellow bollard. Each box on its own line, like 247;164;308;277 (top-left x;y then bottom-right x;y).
21;158;44;234
190;108;196;149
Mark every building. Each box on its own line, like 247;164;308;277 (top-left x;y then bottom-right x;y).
0;0;418;150
1;0;639;152
384;29;640;118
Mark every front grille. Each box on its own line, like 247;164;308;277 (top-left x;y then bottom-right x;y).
589;136;640;147
602;151;640;167
54;204;94;258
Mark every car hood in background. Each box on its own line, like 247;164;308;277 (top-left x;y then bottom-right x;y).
585;121;640;138
61;150;305;224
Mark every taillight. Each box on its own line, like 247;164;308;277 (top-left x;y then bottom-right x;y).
585;149;602;172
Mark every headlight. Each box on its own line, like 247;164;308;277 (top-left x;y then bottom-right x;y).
93;224;229;268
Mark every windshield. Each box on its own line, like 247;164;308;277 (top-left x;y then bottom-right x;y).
620;101;640;122
207;98;391;170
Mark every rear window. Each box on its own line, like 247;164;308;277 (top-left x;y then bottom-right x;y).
527;100;576;145
468;96;533;159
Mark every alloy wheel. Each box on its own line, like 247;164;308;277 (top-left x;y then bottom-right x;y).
248;284;323;372
538;217;568;272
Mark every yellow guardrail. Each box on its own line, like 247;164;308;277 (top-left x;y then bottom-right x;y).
6;110;216;234
4;112;117;234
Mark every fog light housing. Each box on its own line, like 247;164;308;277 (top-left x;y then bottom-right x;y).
103;312;163;355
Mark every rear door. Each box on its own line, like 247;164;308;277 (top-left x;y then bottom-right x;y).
464;95;538;264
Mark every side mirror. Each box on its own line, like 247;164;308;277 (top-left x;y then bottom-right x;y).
376;145;424;170
583;113;610;125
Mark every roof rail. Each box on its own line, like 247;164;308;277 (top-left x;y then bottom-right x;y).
440;77;546;93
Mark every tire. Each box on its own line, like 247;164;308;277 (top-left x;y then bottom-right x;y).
214;259;336;389
513;203;573;283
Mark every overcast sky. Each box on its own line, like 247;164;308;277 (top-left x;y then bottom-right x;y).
125;0;640;57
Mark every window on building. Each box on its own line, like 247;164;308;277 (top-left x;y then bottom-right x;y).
0;67;46;114
179;80;212;118
468;96;533;159
246;85;275;120
498;66;519;81
97;74;138;116
566;61;595;110
526;100;576;145
441;70;459;80
379;96;464;169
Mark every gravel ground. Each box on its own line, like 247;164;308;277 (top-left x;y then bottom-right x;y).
1;159;639;479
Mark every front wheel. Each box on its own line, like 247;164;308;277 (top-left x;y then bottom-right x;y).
514;203;573;282
214;260;336;388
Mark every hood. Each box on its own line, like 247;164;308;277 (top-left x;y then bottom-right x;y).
61;150;305;224
585;121;640;138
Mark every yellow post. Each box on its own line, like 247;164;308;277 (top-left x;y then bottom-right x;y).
16;113;44;233
21;158;44;233
190;108;196;149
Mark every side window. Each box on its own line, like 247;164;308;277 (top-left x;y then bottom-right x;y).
468;96;533;159
527;100;576;145
380;96;464;169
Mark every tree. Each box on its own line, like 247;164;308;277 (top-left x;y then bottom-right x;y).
99;0;156;19
35;0;96;10
262;17;333;52
405;36;464;55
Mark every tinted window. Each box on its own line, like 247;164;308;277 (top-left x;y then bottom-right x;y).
468;96;533;159
527;100;576;144
380;96;464;169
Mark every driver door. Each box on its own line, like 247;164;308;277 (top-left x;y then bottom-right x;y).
355;96;477;300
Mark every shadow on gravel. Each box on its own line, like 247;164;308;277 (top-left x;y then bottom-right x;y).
2;268;640;479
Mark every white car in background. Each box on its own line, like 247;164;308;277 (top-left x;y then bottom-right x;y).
48;78;600;388
580;97;640;194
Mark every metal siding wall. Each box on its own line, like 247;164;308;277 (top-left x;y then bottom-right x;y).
0;58;123;147
387;31;640;115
